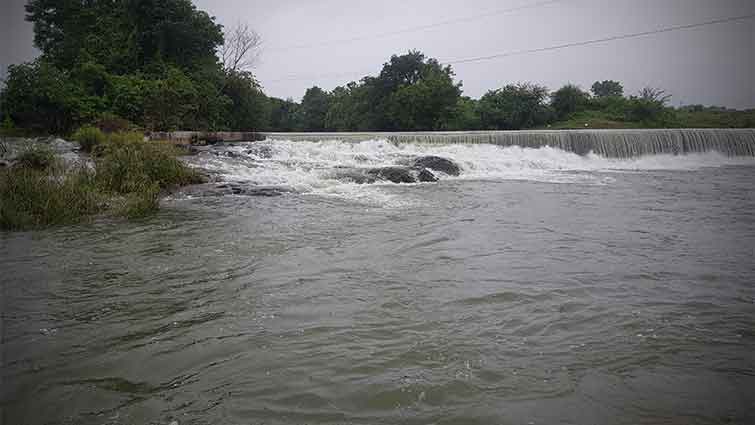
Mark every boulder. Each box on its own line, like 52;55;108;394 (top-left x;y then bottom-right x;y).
367;167;418;184
184;183;290;197
332;166;440;184
417;168;438;182
413;156;461;176
332;170;377;184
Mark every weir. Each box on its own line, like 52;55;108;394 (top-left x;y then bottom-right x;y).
260;129;755;158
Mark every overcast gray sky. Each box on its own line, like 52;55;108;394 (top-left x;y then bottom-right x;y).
3;0;754;108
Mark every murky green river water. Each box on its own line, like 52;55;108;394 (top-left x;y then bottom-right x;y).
2;140;755;424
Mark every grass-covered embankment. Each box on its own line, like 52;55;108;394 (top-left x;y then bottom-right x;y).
0;129;204;230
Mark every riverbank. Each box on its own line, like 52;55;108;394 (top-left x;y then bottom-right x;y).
0;131;204;230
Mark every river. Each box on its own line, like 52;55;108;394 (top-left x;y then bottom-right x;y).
2;136;755;424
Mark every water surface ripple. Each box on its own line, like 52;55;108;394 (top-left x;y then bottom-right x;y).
2;142;755;424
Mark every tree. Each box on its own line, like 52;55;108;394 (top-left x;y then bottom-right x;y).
591;80;624;98
221;23;262;73
551;84;589;120
445;97;482;131
221;71;268;131
268;97;299;132
626;87;672;124
478;83;550;130
26;0;224;74
325;83;370;131
378;51;462;130
298;87;331;131
638;87;672;104
1;60;101;134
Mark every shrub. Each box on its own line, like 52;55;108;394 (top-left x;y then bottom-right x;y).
94;132;203;194
0;165;103;230
72;126;106;152
117;183;160;218
14;146;56;170
0;131;205;230
551;84;590;120
95;113;133;134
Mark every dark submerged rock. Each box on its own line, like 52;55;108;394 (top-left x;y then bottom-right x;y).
332;170;377;184
367;167;418;184
333;166;439;184
417;168;438;182
413;156;461;176
183;183;290;198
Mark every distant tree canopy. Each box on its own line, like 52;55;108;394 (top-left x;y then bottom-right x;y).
2;0;265;133
591;80;624;98
26;0;224;73
478;83;550;130
551;84;590;120
0;2;746;136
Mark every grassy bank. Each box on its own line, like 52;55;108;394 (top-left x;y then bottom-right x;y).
0;130;204;231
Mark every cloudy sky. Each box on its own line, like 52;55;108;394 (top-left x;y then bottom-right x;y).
3;0;754;108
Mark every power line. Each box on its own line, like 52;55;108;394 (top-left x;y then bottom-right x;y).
264;12;755;85
267;0;566;51
446;13;755;65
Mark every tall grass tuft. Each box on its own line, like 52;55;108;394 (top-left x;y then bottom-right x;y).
94;131;204;194
72;126;107;152
1;130;205;230
14;146;56;170
0;164;103;230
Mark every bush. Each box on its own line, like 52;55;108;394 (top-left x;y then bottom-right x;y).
117;183;160;218
1;131;205;230
551;84;590;120
0;165;103;230
95;113;133;133
14;146;56;170
94;132;203;194
72;125;106;152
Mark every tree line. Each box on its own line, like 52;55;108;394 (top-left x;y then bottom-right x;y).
1;0;752;135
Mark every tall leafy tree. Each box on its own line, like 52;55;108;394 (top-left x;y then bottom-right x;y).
551;84;590;120
478;83;550;130
298;87;331;131
591;80;624;98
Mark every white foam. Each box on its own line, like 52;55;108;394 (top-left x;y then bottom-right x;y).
191;139;755;206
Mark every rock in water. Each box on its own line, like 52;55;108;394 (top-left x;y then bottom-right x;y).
417;168;438;182
367;167;418;184
332;170;377;184
413;156;461;176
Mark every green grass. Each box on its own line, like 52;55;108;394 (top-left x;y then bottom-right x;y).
548;108;755;130
0;131;205;230
0;163;104;230
671;109;755;128
14;146;56;170
72;125;107;152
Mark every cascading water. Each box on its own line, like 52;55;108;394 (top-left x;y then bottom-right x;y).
187;137;755;207
261;129;755;157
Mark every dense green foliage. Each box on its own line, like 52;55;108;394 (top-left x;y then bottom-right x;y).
0;1;749;134
1;0;268;134
0;162;103;230
0;133;203;230
477;84;551;130
591;80;624;98
72;126;107;152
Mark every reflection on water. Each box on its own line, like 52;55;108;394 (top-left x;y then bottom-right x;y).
2;143;755;425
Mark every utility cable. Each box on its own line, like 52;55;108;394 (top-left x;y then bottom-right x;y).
265;12;755;84
267;0;566;51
